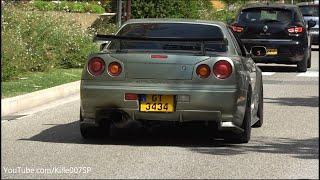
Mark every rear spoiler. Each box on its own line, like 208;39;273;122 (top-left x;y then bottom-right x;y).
94;34;228;44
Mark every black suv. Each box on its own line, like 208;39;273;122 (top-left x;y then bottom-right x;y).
230;3;316;72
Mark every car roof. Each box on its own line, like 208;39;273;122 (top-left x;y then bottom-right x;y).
297;1;319;6
123;18;226;27
241;3;298;10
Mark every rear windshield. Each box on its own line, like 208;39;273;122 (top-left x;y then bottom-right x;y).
108;23;227;54
299;5;319;16
238;8;293;24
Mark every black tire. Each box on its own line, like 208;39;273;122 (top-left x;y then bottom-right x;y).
253;84;263;128
225;91;252;143
80;111;110;139
297;56;307;72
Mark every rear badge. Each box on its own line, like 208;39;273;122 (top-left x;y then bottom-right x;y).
181;65;186;71
263;25;268;33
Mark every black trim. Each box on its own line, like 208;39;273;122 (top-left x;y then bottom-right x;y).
94;34;228;43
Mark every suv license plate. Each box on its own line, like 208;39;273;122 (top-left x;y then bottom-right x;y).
266;48;278;55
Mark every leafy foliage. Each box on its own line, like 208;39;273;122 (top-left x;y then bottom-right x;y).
1;4;103;81
131;0;213;19
29;1;106;14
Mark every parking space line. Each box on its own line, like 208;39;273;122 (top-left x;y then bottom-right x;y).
262;72;275;76
297;71;319;77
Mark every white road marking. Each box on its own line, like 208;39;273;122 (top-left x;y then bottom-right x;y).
297;71;319;77
262;72;275;76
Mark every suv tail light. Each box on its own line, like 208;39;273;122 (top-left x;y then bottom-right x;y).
230;24;244;33
108;62;122;76
88;57;105;76
196;64;211;78
213;60;232;79
287;26;304;33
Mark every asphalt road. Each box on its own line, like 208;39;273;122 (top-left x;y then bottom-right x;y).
2;49;319;179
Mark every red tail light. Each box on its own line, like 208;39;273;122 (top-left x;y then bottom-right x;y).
151;54;168;59
196;64;211;78
108;62;122;76
125;93;138;100
287;26;304;33
88;57;105;76
213;60;232;79
231;25;244;33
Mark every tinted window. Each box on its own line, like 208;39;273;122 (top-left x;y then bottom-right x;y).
299;5;319;16
108;23;227;54
238;8;293;24
227;28;242;56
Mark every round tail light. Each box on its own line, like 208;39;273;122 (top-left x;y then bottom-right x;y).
196;64;211;78
88;57;105;76
108;62;122;76
213;60;232;79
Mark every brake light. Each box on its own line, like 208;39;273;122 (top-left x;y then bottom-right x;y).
108;62;122;76
287;26;304;33
231;25;244;33
213;60;232;79
125;93;138;100
196;64;211;78
88;57;105;76
151;54;168;59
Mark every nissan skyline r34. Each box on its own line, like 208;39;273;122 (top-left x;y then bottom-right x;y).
80;19;264;143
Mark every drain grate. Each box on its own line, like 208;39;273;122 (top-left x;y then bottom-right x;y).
1;115;26;121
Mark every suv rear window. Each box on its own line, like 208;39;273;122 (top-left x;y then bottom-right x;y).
238;8;293;24
108;23;227;54
299;5;319;16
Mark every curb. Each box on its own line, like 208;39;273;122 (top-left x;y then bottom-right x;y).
1;81;80;116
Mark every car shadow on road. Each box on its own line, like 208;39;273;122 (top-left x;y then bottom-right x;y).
189;137;318;159
19;120;318;160
264;96;319;107
257;65;297;72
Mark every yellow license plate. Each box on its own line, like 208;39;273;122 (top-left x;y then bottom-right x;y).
140;95;174;112
266;48;278;56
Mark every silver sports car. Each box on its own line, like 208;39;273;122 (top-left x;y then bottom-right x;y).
80;19;264;143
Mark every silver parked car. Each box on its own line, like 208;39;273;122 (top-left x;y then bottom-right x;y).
80;19;264;143
298;1;319;45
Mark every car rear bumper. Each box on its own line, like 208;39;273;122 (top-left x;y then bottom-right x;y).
241;39;307;63
80;81;247;130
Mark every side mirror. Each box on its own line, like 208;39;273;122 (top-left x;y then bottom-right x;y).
226;18;235;25
251;46;267;57
100;42;108;51
308;20;316;29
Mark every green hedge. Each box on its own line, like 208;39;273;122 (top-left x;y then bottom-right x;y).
1;5;101;81
131;0;213;19
130;0;238;22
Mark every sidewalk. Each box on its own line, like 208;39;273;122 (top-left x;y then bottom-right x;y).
1;81;80;116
